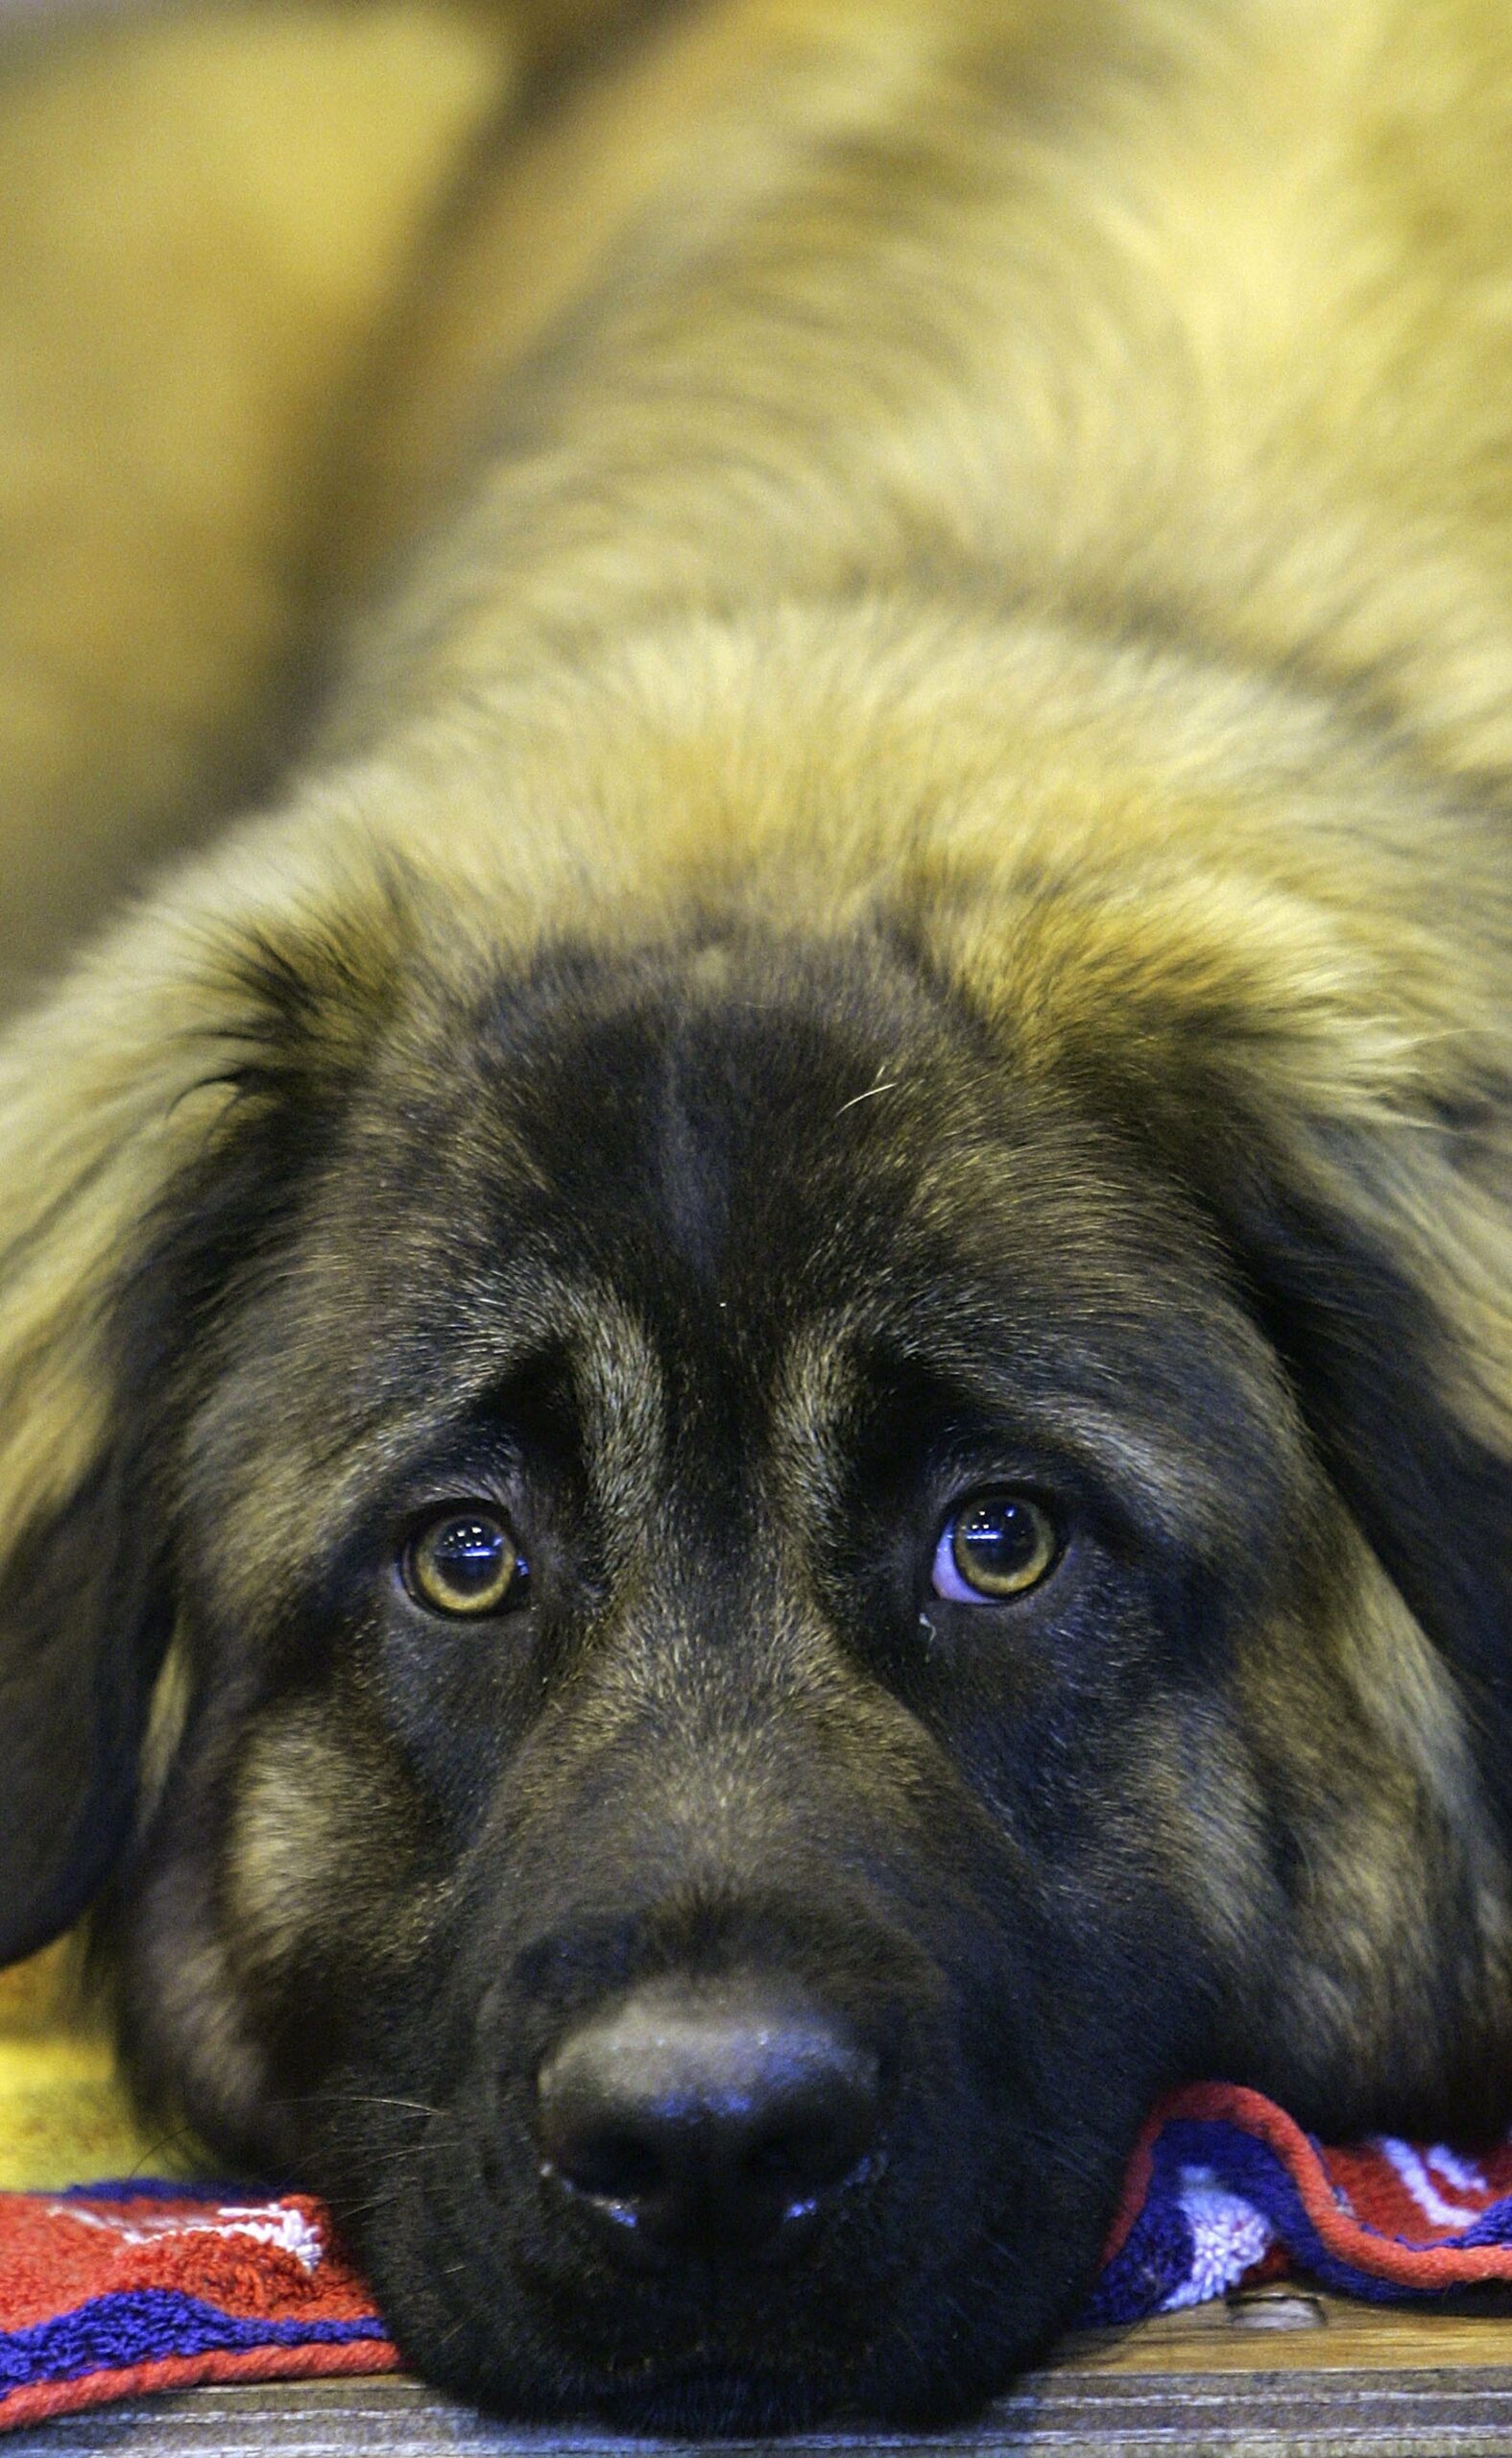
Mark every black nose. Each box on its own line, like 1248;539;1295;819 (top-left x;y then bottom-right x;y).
536;1980;880;2264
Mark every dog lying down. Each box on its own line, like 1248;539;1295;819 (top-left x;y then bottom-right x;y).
0;0;1509;2432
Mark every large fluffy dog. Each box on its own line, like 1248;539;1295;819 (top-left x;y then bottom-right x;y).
0;0;1510;2430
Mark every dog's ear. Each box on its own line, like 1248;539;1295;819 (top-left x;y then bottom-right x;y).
979;865;1512;1806
0;845;408;1964
1212;1112;1509;1724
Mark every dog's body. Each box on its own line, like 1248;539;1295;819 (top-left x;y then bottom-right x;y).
0;0;1509;2429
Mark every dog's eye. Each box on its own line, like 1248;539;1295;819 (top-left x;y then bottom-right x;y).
931;1491;1059;1603
403;1508;528;1617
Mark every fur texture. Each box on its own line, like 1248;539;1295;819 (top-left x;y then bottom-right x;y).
0;0;1509;2428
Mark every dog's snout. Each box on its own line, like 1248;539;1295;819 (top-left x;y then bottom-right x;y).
536;1980;881;2264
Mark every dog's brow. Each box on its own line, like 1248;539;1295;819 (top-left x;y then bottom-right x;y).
765;1302;1291;1562
1014;1396;1265;1554
567;1288;668;1533
767;1321;864;1530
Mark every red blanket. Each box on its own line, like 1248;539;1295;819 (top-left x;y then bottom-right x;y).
5;2082;1512;2432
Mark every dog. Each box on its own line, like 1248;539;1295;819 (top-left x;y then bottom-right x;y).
0;0;1509;2431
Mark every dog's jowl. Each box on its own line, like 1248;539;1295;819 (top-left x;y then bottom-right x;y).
0;0;1509;2431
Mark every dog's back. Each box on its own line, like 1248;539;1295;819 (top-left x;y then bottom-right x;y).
9;0;1512;979
327;0;1512;776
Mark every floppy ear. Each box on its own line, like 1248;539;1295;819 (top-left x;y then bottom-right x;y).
935;842;1509;1804
1202;1082;1512;1815
994;863;1512;1815
0;1429;172;1967
0;839;407;1964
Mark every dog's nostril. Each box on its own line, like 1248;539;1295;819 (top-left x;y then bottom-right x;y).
555;2124;667;2205
536;1980;880;2262
744;2106;869;2197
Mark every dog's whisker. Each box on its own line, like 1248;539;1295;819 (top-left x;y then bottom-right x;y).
833;1078;900;1117
304;2093;446;2120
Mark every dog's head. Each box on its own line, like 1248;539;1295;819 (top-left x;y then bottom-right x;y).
1;616;1509;2428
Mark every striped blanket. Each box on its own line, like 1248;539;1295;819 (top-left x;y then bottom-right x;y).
5;2082;1512;2432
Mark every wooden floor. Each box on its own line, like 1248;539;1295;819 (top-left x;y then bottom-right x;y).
12;2297;1512;2456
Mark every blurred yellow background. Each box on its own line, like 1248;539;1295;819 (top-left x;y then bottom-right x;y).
0;1941;201;2190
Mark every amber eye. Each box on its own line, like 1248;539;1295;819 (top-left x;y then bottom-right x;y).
403;1508;527;1617
931;1491;1059;1603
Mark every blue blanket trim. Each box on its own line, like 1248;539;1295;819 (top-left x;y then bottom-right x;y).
0;2290;388;2395
1085;2117;1512;2325
56;2181;252;2204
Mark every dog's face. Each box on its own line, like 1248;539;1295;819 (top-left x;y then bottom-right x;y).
42;902;1482;2431
0;615;1506;2431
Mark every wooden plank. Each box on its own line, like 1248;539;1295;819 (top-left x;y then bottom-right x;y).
1058;2290;1512;2375
10;2305;1512;2458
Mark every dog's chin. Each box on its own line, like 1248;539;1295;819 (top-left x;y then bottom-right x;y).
544;2360;996;2438
348;2150;1077;2435
408;2302;1030;2437
555;2299;1042;2436
525;2362;886;2438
